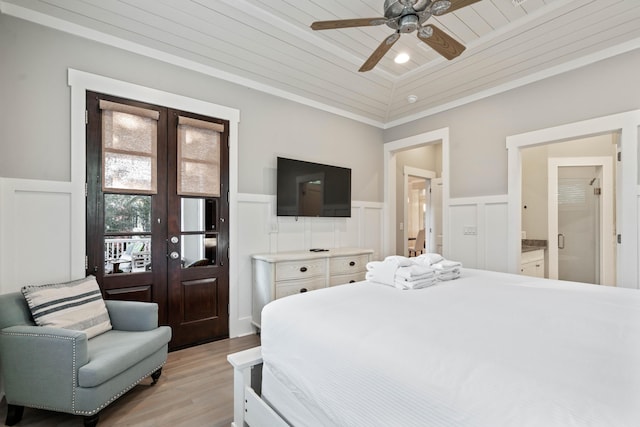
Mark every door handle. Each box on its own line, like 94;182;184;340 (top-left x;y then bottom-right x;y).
558;233;565;249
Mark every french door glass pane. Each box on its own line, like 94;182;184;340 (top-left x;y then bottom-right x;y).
102;109;157;193
181;198;217;232
104;194;151;233
178;124;220;196
180;197;217;268
104;235;152;274
104;153;155;192
181;234;216;268
103;194;152;275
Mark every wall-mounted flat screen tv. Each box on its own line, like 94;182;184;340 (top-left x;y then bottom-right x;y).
276;157;351;217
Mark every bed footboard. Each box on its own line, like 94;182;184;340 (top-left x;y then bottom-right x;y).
227;346;289;427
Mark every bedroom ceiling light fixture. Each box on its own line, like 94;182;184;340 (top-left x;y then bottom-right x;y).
407;94;418;103
395;52;410;64
310;0;480;72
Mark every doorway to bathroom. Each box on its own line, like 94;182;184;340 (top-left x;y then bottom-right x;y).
404;168;443;256
520;135;617;286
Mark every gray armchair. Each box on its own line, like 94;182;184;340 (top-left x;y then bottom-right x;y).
0;292;172;426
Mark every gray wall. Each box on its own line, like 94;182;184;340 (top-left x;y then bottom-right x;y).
384;48;640;198
0;14;384;202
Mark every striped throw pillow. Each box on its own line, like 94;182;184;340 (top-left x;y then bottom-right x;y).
21;276;112;339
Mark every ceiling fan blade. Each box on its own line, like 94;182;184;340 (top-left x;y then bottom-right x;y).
311;17;386;31
417;25;465;60
445;0;482;14
359;33;400;72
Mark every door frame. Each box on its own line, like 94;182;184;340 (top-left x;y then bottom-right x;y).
68;69;244;336
403;166;436;256
384;127;449;258
506;110;640;289
547;157;614;285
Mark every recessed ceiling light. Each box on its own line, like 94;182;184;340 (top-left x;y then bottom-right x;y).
394;53;410;64
407;95;418;104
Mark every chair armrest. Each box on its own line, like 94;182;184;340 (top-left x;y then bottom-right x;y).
0;325;89;410
105;300;158;331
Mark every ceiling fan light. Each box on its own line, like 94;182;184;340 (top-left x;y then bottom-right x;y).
431;0;451;16
395;53;410;64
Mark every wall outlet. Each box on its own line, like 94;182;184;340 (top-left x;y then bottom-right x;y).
463;226;477;236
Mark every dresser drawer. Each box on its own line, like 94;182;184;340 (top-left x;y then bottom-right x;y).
275;277;326;299
330;254;369;275
275;259;326;281
329;271;366;287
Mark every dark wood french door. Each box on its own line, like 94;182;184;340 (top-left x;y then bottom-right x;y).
86;91;229;349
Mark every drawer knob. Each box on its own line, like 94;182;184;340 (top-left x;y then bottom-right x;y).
349;280;356;283
349;261;356;266
300;266;308;272
300;288;308;293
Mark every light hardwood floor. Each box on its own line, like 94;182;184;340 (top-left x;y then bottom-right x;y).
0;334;260;427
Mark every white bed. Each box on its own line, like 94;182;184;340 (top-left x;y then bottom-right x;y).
229;268;640;427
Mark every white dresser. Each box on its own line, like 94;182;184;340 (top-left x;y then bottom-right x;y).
251;248;374;328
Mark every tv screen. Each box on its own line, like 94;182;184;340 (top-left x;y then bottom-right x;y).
276;157;351;217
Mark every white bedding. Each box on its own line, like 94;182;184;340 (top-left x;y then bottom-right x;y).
260;268;640;427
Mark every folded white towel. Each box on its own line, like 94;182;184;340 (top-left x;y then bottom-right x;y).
413;253;444;266
431;260;462;270
384;255;414;267
364;259;399;287
395;264;435;281
394;277;437;290
366;261;381;271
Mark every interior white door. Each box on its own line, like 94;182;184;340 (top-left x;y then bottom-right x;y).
557;166;600;284
403;166;436;256
548;156;614;285
431;178;443;254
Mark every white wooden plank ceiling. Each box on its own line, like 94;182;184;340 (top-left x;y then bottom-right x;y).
2;0;640;127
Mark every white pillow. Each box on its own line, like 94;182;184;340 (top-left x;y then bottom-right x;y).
21;276;112;339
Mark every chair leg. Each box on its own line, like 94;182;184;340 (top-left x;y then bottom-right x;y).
5;404;24;426
83;413;100;427
151;368;162;385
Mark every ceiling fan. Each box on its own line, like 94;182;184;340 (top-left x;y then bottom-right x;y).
310;0;481;72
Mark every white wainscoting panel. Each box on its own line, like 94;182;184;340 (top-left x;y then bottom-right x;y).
0;178;83;294
448;203;478;268
360;203;385;261
483;201;510;272
447;196;509;271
